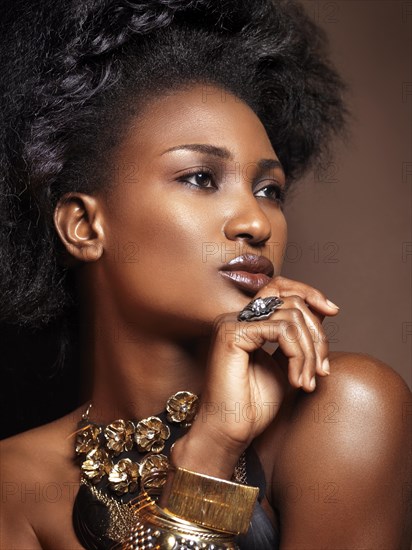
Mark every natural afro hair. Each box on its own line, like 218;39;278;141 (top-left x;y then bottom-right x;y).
0;0;348;331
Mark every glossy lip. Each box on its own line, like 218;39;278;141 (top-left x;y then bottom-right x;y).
218;254;274;295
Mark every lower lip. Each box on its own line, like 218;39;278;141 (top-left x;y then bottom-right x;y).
219;271;272;295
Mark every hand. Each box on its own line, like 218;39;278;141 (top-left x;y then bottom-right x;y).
258;275;339;388
172;276;340;478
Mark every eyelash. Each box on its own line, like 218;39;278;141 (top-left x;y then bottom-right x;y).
177;169;216;190
176;169;286;206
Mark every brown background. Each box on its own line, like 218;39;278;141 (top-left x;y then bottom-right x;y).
282;1;411;388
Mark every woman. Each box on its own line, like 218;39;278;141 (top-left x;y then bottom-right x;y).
0;0;410;548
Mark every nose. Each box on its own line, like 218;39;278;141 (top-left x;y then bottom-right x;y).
223;192;272;246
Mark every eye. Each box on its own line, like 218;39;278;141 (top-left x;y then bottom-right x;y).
254;182;286;206
177;169;215;189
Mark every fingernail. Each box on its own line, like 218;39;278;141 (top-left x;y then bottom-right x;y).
322;358;330;374
309;376;316;390
326;299;340;310
298;374;303;387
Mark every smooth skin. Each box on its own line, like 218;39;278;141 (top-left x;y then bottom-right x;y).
1;84;411;549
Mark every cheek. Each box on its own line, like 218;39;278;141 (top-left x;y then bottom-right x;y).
105;196;208;282
100;206;220;327
140;210;205;266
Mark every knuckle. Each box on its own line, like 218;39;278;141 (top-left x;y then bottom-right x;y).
277;319;290;332
270;276;286;293
289;308;304;322
288;295;304;308
280;319;303;342
212;314;226;330
223;338;240;353
213;313;235;331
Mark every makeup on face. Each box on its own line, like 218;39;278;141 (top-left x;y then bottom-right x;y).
96;84;287;332
219;253;275;295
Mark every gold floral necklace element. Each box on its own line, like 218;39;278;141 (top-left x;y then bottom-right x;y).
73;391;249;548
74;391;199;495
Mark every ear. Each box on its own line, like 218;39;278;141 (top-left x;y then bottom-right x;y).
53;193;105;266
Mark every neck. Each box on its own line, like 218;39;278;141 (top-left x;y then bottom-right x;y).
79;318;210;423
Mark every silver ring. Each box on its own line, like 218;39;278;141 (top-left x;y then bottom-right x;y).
237;296;284;322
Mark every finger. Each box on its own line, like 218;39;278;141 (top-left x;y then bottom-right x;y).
261;275;340;316
279;295;330;377
274;308;318;391
257;290;330;376
214;311;317;392
235;309;318;392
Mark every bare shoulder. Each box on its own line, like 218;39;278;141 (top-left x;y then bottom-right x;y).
327;350;411;397
1;408;81;475
262;352;412;548
314;351;412;420
271;350;411;475
0;409;84;549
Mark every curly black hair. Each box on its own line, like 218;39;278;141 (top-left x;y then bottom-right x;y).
0;0;347;353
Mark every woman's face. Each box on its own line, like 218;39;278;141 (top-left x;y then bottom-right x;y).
96;83;287;335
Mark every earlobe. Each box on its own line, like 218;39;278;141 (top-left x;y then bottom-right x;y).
53;192;105;265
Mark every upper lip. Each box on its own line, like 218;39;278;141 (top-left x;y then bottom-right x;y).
219;254;274;277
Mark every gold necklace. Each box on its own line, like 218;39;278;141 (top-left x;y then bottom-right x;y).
75;391;199;495
73;391;248;547
74;391;247;496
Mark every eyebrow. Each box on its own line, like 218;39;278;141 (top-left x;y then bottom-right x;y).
160;143;285;175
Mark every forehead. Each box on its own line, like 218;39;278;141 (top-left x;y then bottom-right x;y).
117;83;277;161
